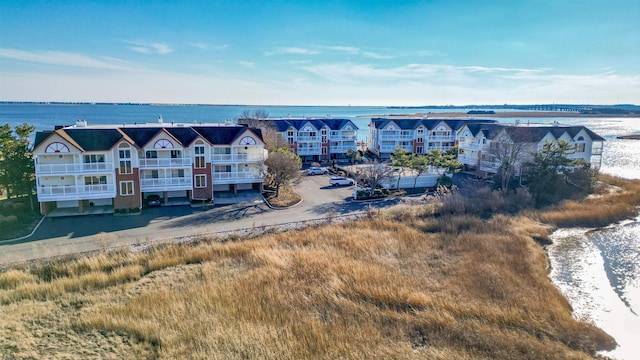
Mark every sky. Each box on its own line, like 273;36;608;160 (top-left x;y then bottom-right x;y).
0;0;639;106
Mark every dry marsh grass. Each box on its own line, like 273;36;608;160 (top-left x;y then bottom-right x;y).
538;175;640;227
0;209;615;359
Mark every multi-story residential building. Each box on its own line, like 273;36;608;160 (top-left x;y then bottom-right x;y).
33;120;266;215
368;118;498;159
238;118;359;162
456;122;604;177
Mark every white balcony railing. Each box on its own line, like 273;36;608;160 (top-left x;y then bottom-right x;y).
458;143;482;151
458;155;479;165
36;162;114;174
381;134;414;141
139;158;192;168
212;172;262;183
37;184;116;201
330;145;357;153
428;136;455;141
297;147;322;155
211;154;264;163
297;136;321;142
140;177;193;191
380;145;412;153
331;134;357;141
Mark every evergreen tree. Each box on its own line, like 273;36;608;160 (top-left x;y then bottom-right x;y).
527;140;582;207
0;123;35;202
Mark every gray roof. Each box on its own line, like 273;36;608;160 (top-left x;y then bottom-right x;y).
238;118;359;132
34;125;264;152
370;118;498;131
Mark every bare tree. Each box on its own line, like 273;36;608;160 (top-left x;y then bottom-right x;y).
264;149;302;197
355;161;395;190
483;130;534;193
238;111;288;152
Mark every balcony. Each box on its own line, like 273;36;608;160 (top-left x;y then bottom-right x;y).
36;162;114;174
458;142;482;151
330;145;357;153
381;133;414;141
458;154;479;165
139;158;192;168
211;153;264;163
297;136;321;142
297;147;322;155
212;171;263;184
330;134;357;141
428;135;455;141
140;177;193;191
380;145;412;153
37;184;116;201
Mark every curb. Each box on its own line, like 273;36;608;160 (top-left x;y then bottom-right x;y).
0;215;45;244
262;192;304;210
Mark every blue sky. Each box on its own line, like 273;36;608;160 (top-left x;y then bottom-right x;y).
1;0;638;105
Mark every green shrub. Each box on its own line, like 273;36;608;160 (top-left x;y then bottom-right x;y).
12;202;26;212
0;214;18;226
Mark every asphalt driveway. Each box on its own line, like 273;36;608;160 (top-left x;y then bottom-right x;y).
0;172;400;265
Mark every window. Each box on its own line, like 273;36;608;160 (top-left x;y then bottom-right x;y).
171;169;185;178
84;154;105;163
170;150;181;158
151;170;159;179
195;174;207;188
416;146;423;154
146;150;157;159
120;181;134;196
194;143;206;168
322;146;328;155
576;143;585;152
85;176;106;185
119;146;132;174
213;147;231;154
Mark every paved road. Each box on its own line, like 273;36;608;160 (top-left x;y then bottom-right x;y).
0;174;401;265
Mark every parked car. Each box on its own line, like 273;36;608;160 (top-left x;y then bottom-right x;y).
307;167;328;175
146;194;161;207
330;176;355;186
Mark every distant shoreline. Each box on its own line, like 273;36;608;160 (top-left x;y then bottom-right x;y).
358;111;640;118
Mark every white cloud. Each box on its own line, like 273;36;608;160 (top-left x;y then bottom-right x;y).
0;48;132;70
238;61;255;68
265;47;320;56
319;46;360;54
189;43;229;51
362;51;394;59
124;41;173;55
302;62;551;83
189;42;209;50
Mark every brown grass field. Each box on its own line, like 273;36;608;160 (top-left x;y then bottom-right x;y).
2;175;638;359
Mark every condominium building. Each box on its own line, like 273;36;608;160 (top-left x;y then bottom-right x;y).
368;118;498;159
456;122;604;177
239;118;359;162
33;120;266;215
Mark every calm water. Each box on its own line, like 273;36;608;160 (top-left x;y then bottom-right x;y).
1;103;640;357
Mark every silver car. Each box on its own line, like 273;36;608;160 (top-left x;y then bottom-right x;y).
330;176;355;186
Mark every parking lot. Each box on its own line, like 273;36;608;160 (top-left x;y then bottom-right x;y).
0;169;373;264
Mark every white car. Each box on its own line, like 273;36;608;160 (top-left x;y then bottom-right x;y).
307;167;328;175
330;176;355;186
